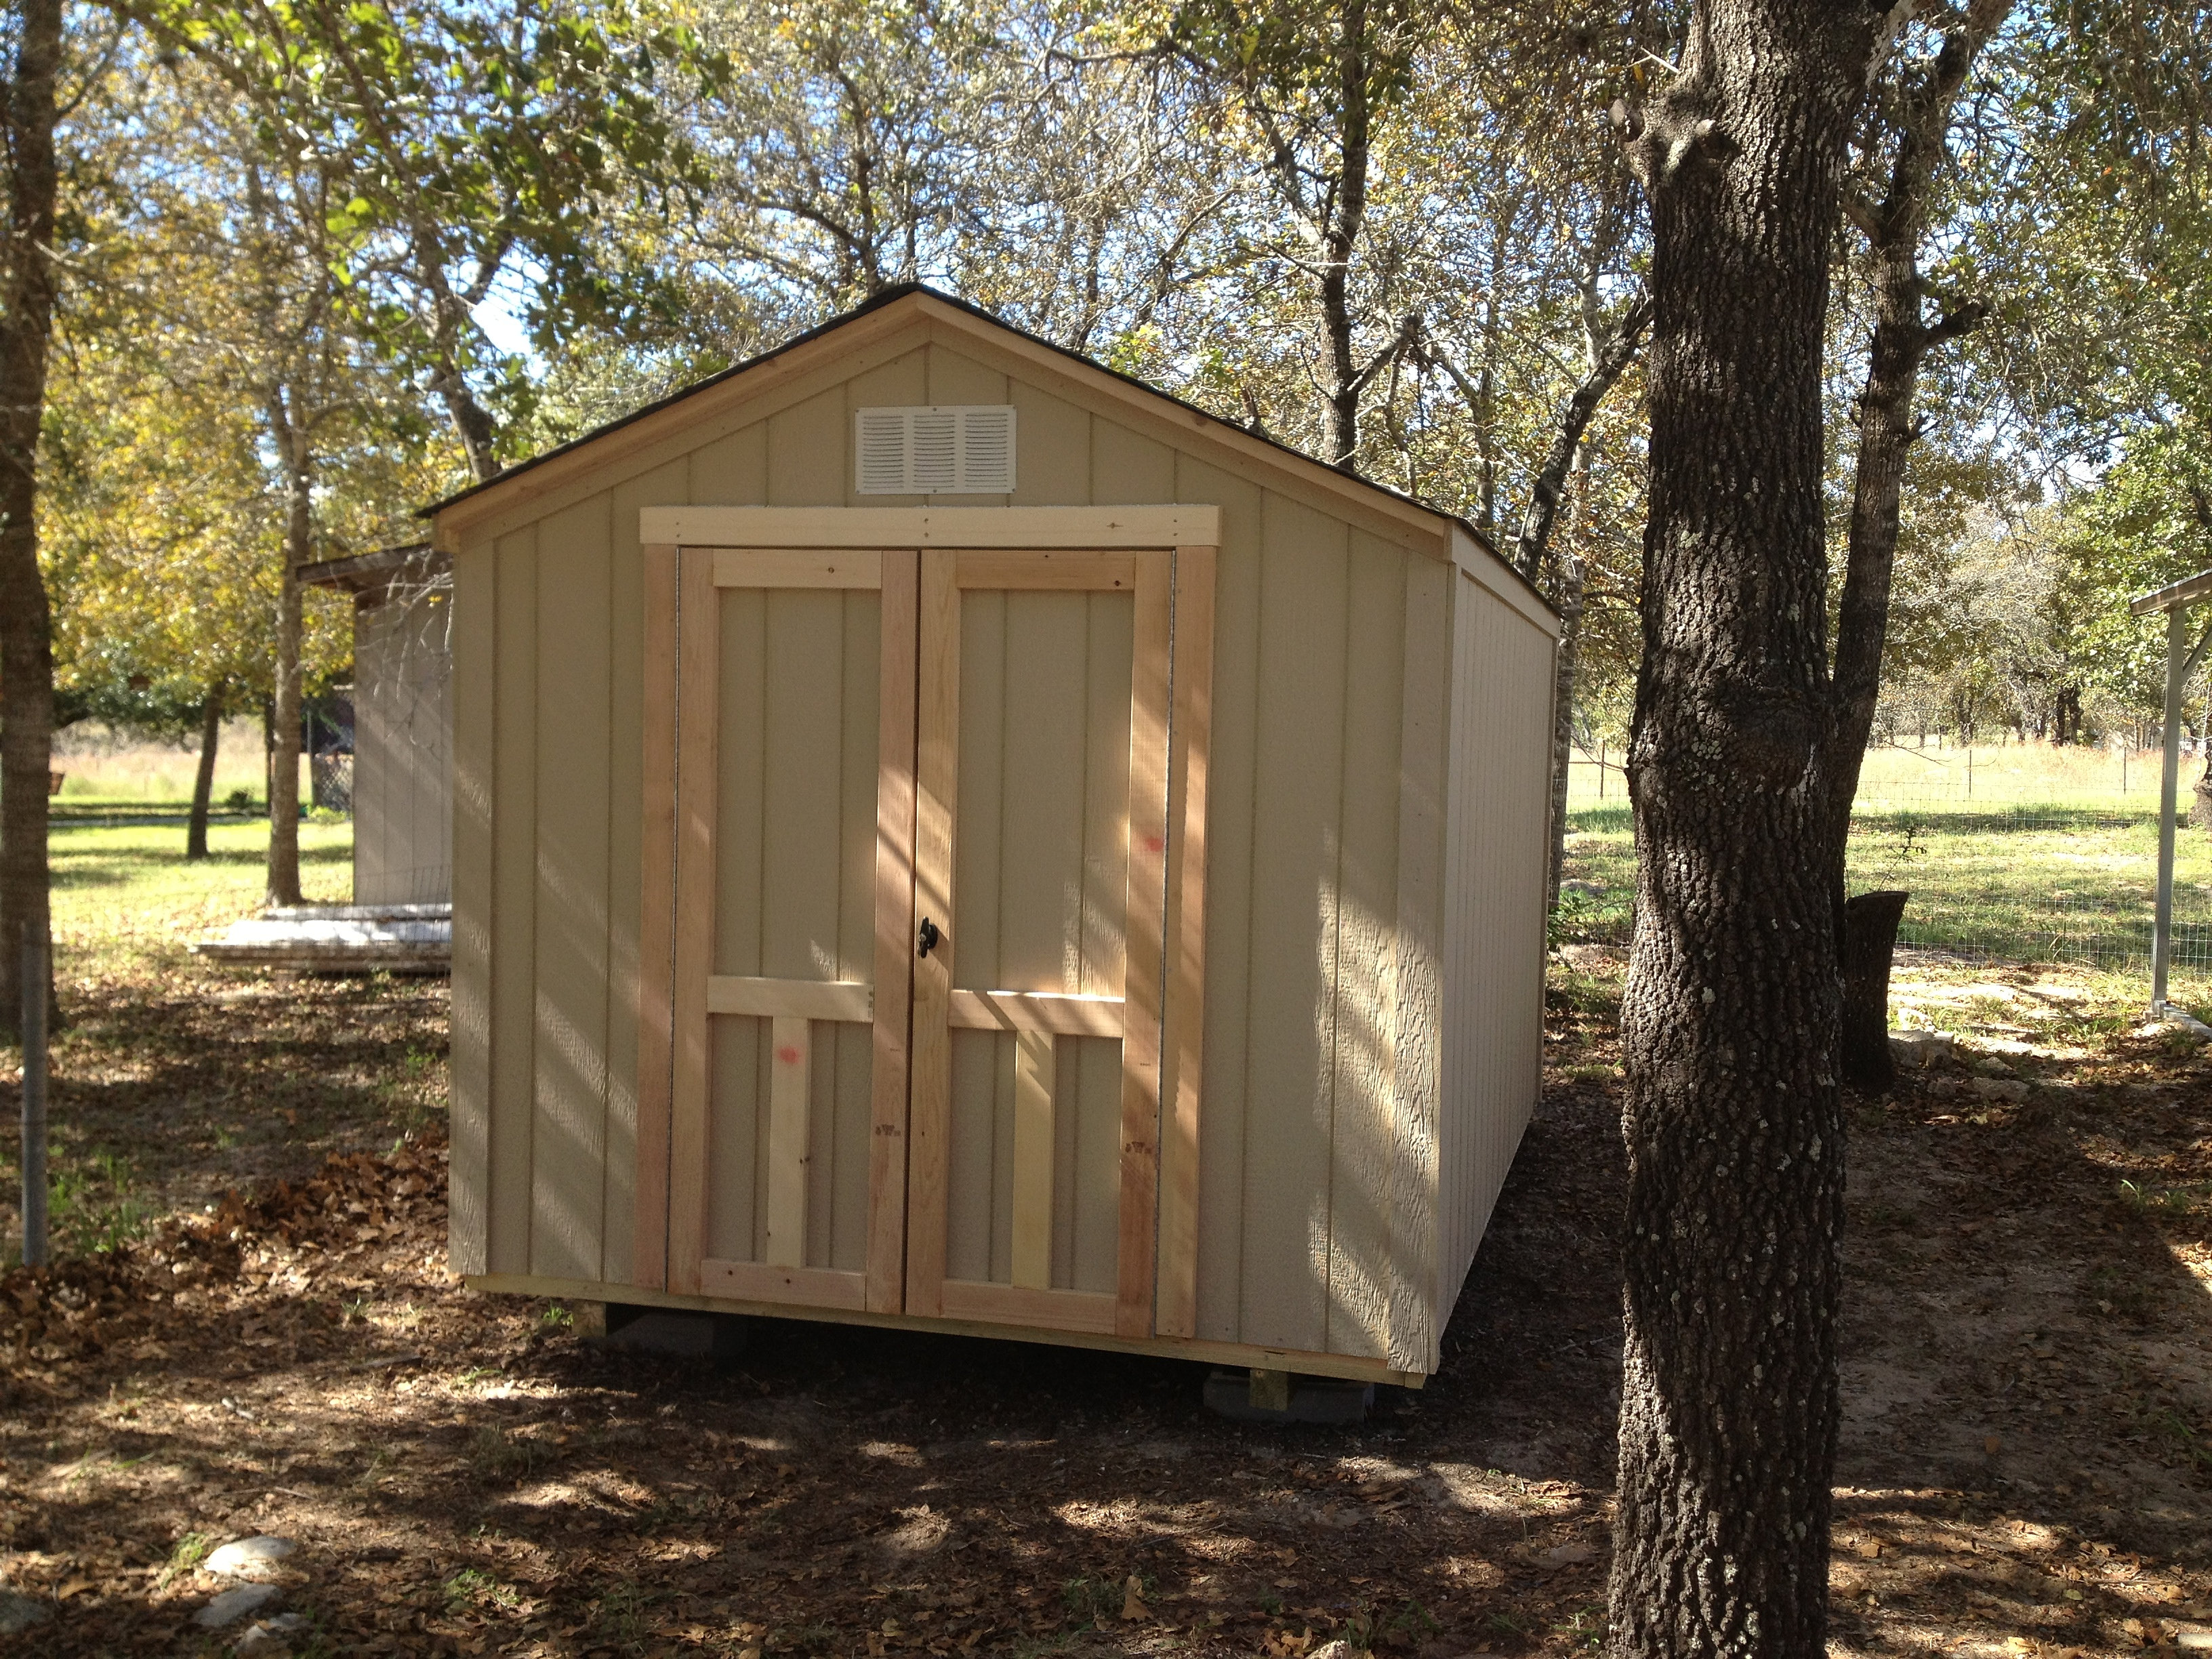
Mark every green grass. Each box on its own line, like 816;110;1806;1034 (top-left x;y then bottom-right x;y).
1559;799;2212;979
51;818;352;979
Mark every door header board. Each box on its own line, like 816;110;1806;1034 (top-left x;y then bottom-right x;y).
640;505;1220;550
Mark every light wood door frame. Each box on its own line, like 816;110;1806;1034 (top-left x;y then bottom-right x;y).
903;545;1172;1340
638;544;916;1313
636;508;1214;1341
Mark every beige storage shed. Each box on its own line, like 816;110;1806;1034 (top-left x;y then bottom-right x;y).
302;543;454;905
430;286;1558;1385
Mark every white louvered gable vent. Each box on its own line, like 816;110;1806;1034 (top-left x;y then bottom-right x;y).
855;405;1017;495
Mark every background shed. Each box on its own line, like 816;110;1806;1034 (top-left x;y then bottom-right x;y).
302;544;454;905
432;286;1557;1383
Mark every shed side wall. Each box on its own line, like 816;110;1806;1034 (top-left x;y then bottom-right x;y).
1436;570;1556;1318
457;331;1492;1361
352;583;453;905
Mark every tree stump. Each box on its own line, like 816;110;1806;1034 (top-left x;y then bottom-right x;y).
1841;890;1909;1092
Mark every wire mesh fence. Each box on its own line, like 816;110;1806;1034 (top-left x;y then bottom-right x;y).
1559;743;2212;983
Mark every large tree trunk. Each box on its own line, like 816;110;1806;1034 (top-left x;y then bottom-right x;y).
187;683;224;861
1608;3;1873;1655
265;396;310;908
0;0;64;1040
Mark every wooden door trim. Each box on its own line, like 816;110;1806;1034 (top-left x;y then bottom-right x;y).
666;546;722;1296
867;550;921;1313
939;1281;1118;1335
903;548;962;1317
1115;548;1173;1338
954;550;1134;591
708;975;874;1023
1156;545;1216;1339
641;504;1221;551
949;989;1122;1036
704;1258;867;1309
632;544;679;1290
713;548;883;589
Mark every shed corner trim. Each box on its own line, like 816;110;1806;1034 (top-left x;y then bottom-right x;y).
640;504;1221;550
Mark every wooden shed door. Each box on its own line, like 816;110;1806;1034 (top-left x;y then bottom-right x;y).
649;538;1209;1343
903;549;1172;1341
657;547;919;1315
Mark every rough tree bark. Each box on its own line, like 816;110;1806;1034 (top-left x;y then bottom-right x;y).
187;682;224;861
264;392;310;908
1607;3;1879;1654
0;0;64;1039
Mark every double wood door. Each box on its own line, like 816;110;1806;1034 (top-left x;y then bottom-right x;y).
639;541;1209;1342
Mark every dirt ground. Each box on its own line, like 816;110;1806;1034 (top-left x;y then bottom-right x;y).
4;950;2212;1658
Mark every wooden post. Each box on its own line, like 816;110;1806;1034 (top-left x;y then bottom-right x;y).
2156;607;2186;1012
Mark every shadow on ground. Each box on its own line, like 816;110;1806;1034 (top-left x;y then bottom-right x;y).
1;957;2209;1656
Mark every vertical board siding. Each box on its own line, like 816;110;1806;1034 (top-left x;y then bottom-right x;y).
1437;574;1555;1315
689;423;768;505
1388;556;1452;1372
451;323;1570;1374
846;350;929;508
353;584;453;904
945;586;1133;1292
354;596;390;897
1009;380;1090;504
1174;457;1264;1346
1322;537;1408;1360
1237;492;1349;1354
769;386;851;507
605;460;690;1285
489;527;539;1273
706;588;883;1269
531;497;615;1280
449;539;497;1275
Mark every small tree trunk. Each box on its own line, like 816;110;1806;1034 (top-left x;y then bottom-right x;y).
267;559;304;906
264;390;311;907
0;0;64;1041
187;684;224;861
1545;554;1585;917
432;365;503;485
1840;890;1909;1092
1318;0;1370;470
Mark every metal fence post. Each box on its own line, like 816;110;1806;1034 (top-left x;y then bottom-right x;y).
2155;608;2186;1015
20;925;47;1267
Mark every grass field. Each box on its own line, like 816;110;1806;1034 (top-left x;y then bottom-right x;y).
1569;737;2175;811
50;819;352;981
51;721;276;805
1560;740;2212;982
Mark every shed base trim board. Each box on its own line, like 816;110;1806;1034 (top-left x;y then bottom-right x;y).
464;1274;1428;1387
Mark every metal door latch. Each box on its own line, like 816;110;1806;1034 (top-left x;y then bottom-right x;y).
917;917;942;958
